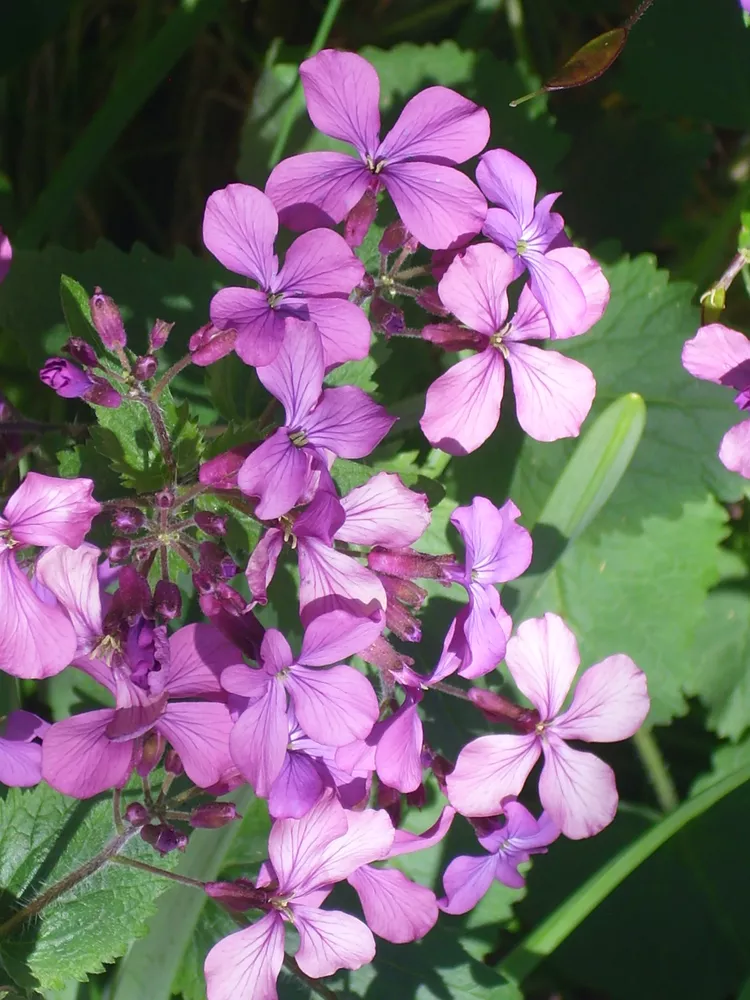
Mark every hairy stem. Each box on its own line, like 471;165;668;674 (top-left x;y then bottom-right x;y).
138;392;176;482
151;354;193;400
108;855;206;890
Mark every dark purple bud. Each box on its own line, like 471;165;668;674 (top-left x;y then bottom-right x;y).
193;570;215;596
107;538;132;562
189;802;240;829
384;599;422;644
117;565;154;620
416;286;449;317
368;546;456;582
136;731;165;776
199;446;255;490
198;581;245;617
164;749;184;775
65;337;99;367
134;355;158;381
370;296;405;336
356;272;375;297
344;189;378;248
468;687;538;730
421;322;485;352
200;541;237;579
205;879;270;912
40;358;94;399
154;488;174;509
377;782;401;826
189;323;237;366
211;607;265;661
194;511;228;536
430;753;454;793
124;802;149;826
149;318;174;352
140;822;188;855
381;575;428;609
379;221;409;256
111;507;145;534
154;579;182;620
84;376;122;409
90;287;127;350
406;783;427;809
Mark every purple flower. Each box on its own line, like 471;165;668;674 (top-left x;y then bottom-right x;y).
0;710;48;787
439;799;559;914
0;474;101;679
420;243;601;455
203;183;368;367
221;611;381;798
265;49;490;250
42;622;242;797
40;358;95;399
0;227;11;282
477;148;601;338
237;319;395;520
35;543;104;657
682;323;750;478
447;613;650;839
428;496;532;683
204;793;394;1000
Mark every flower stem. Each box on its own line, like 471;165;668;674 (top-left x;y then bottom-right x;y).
632;727;680;813
113;788;125;834
151;354;193;400
108;855;206;890
283;955;340;1000
138;392;177;482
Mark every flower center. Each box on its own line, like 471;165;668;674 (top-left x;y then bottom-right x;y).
365;154;387;175
490;324;511;358
267;291;284;309
516;238;529;255
289;429;308;447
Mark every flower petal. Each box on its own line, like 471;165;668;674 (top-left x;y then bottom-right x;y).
4;473;100;548
294;906;376;977
266;152;371;231
446;733;540;816
35;542;103;653
298;536;386;624
349;865;438;942
237;428;312;521
269;791;349;893
682;323;750;386
0;737;43;787
310;805;394;888
476;148;538;228
166;623;243;696
553;654;649;742
204;912;284;1000
209;286;285;368
305;386;395;457
375;697;424;793
300;50;380;154
456;583;512;679
452;496;532;584
256;317;325;425
719;420;750;478
229;681;288;796
383;162;487;250
421;349;505;456
296;296;372;368
157;702;234;788
298;610;383;667
269;750;325;819
277;228;363;296
482;208;524;257
437;242;513;334
202;183;278;286
377;87;489;164
439;853;498;915
42;710;132;797
286;665;379;746
505;612;580;719
539;735;619;839
506;342;596;442
246;527;284;605
337;472;430;548
525;250;588;340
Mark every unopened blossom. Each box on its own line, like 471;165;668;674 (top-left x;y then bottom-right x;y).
221;610;381;797
0;710;48;787
440;799;558;914
0;474;101;679
0;227;10;282
237;319;395;520
420;243;601;455
204;183;368;367
265;49;490;250
682;323;750;478
447;613;649;839
477;148;605;338
204;793;394;1000
40;358;94;398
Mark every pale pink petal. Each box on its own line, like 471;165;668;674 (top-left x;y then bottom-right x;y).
309;805;394;888
539;735;619;839
237;429;312;521
286;665;379;745
439;853;498;915
375;697;424;793
348;865;438;943
682;324;750;385
505;612;580;719
35;543;103;653
456;583;512;679
298;609;383;667
209;286;286;368
157;702;234;788
446;733;540;816
420;349;505;456
204;911;284;1000
377;87;489;164
266;152;371;231
246;527;283;605
383;162;487;250
167;622;244;697
269;791;349;892
506;342;596;442
300;50;380;154
305;386;395;457
276;229;363;296
269;751;325;819
0;737;43;787
202;184;278;286
476;148;538;227
507;284;551;342
437;242;513;334
553;654;649;742
524;250;588;340
294;906;375;977
221;663;271;698
482;208;524;258
4;473;100;547
298;536;387;624
262;629;295;673
337;472;430;548
719;420;750;478
452;496;532;584
389;806;456;858
229;681;288;796
544;247;610;339
42;710;133;798
0;551;77;679
298;296;372;368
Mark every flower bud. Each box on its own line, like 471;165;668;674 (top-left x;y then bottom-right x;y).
194;511;228;536
211;606;265;661
154;488;174;509
149;318;174;352
468;687;538;729
198;446;254;490
189;323;236;366
107;538;131;562
383;599;421;643
193;571;215;596
430;753;454;793
344;189;378;248
84;376;121;408
205;879;270;911
381;575;428;609
154;579;182;620
200;541;237;580
189;802;240;829
377;782;401;826
111;507;145;534
40;358;94;399
370;296;405;336
124;802;149;826
358;635;414;681
133;355;158;381
356;272;375;297
140;822;188;855
136;731;165;776
416;286;449;316
0;226;11;283
117;565;154;620
90;287;127;350
65;337;99;367
368;547;456;582
406;783;426;809
164;749;184;775
379;221;409;256
421;323;484;352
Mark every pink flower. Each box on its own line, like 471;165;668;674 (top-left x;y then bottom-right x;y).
35;543;104;657
221;611;381;798
476;148;606;338
265;49;490;250
0;710;48;787
0;227;11;283
204;793;394;1000
0;474;101;679
420;243;600;455
446;613;650;839
681;323;750;478
203;184;368;367
440;799;558;914
237;320;395;520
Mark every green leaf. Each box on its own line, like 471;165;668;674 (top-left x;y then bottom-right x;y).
89;398;164;493
0;786;177;992
206;353;269;424
59;276;98;350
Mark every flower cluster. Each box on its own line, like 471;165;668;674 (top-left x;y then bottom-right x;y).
0;48;651;1000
